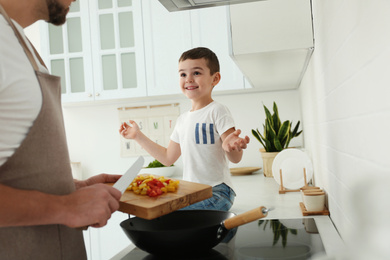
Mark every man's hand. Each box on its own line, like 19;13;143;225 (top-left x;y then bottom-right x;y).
74;174;121;190
60;183;122;228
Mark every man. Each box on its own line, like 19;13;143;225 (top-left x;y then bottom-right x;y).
0;0;122;259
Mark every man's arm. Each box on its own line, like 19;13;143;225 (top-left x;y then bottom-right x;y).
0;181;121;228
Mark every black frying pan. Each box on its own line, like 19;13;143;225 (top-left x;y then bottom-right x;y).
120;206;270;256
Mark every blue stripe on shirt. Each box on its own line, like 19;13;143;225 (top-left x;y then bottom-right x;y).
202;123;207;144
195;123;200;144
209;124;214;144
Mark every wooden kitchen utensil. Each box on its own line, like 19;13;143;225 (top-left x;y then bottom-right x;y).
300;202;329;216
279;168;310;194
114;179;212;219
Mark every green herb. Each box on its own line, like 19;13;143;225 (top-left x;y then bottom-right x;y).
146;159;173;168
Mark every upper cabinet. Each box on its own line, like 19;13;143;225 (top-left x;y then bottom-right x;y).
39;0;312;103
40;0;147;103
228;0;314;91
39;0;245;103
141;0;245;96
189;6;247;93
141;0;192;96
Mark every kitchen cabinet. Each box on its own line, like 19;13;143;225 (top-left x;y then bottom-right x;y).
142;1;246;97
228;0;314;91
40;0;246;103
189;6;247;92
84;211;131;260
40;0;147;103
141;0;193;96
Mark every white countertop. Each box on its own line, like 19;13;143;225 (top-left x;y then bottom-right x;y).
111;171;344;259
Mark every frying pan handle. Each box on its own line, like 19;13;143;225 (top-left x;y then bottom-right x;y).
223;206;268;230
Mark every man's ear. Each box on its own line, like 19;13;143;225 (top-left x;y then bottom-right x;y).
212;72;221;87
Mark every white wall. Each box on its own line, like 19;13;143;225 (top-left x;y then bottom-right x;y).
62;90;303;180
300;0;390;258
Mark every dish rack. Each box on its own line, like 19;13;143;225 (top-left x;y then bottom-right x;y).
278;168;312;194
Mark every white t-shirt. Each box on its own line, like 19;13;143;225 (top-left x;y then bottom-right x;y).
170;101;235;190
0;15;47;167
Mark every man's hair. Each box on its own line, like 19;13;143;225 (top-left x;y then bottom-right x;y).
179;47;220;75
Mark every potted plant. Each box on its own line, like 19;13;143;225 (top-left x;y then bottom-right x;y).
251;102;302;177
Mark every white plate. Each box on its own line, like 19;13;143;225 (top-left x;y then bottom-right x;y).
272;149;313;190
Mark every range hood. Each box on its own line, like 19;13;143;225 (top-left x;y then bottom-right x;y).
227;0;314;91
158;0;266;12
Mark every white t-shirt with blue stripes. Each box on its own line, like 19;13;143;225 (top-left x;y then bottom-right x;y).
171;101;235;190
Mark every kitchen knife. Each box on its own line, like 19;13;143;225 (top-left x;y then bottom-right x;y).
77;156;144;230
113;156;144;194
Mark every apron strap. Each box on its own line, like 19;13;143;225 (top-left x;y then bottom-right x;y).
0;4;42;72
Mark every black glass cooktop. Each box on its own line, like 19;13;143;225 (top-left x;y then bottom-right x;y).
120;218;326;260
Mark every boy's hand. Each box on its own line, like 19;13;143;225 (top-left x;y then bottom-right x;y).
222;129;250;153
119;120;140;139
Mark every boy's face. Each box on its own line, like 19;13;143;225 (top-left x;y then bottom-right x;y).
178;58;220;103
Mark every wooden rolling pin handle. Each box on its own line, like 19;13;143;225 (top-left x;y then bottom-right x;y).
223;206;268;230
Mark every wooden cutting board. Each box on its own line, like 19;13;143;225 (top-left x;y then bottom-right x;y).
115;179;212;220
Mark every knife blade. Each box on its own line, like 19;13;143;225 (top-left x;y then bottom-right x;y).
114;156;144;194
77;156;144;230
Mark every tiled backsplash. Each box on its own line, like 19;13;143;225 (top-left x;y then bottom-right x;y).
299;0;390;256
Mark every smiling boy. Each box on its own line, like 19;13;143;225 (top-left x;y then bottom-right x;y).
120;47;250;210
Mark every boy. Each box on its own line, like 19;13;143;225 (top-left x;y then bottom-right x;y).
119;47;249;210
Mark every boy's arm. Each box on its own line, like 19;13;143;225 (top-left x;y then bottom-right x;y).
119;120;181;166
221;128;250;164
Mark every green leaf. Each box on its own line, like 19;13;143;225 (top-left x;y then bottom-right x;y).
272;102;281;132
285;134;292;149
291;121;301;137
281;229;288;247
273;102;279;120
264;139;272;152
274;138;283;151
264;105;273;129
277;120;290;140
252;129;266;149
267;123;276;139
251;129;261;142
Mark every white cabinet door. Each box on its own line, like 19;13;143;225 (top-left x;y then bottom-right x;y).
190;6;246;92
40;0;147;103
88;0;147;101
142;0;193;96
88;211;131;260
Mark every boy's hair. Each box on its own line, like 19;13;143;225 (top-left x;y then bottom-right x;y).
179;47;220;75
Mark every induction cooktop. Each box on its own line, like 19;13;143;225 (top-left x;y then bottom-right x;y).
120;218;326;260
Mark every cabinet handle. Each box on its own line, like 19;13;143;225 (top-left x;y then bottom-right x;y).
95;93;100;97
87;93;92;97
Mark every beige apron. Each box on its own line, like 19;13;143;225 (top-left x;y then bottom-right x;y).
0;5;87;260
